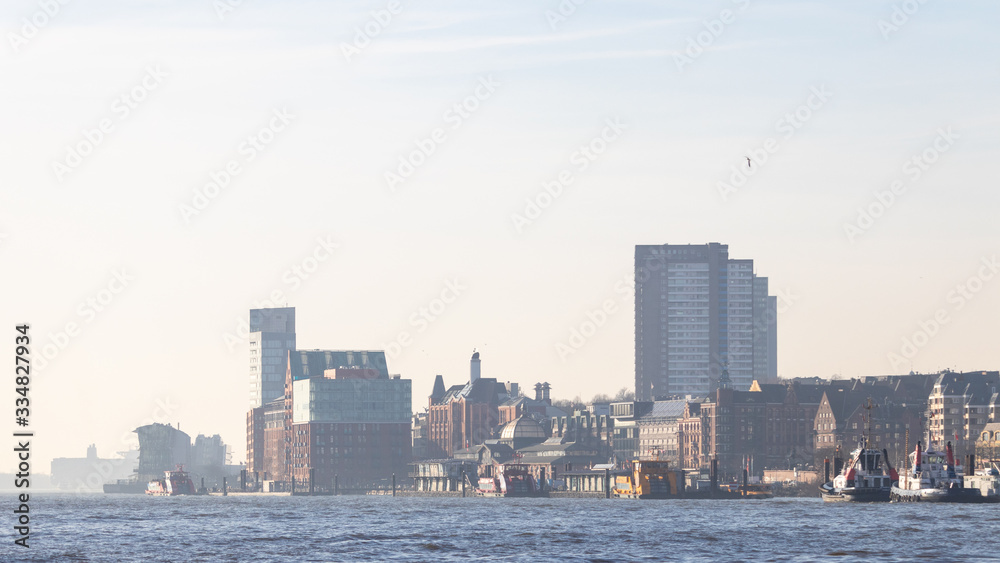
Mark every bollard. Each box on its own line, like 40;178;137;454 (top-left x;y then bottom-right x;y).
605;468;610;499
392;473;396;497
335;475;339;496
222;477;227;496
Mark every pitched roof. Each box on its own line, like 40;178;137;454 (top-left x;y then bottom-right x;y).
639;400;687;421
439;378;506;405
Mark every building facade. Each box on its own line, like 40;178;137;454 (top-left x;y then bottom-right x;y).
287;353;409;489
426;352;510;458
926;371;1000;451
247;348;403;489
634;243;777;399
249;307;296;408
636;400;686;465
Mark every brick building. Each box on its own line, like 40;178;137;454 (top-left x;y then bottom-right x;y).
926;371;1000;451
814;385;922;470
699;372;826;477
426;351;510;458
247;349;409;489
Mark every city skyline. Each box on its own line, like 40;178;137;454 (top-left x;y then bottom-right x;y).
3;0;999;474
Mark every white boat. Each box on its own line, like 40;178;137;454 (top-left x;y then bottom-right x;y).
964;464;1000;499
819;444;897;503
890;441;998;503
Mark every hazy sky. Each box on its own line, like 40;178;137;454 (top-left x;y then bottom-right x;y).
2;0;998;473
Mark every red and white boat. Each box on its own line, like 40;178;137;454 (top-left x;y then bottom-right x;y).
146;466;197;496
891;441;998;503
477;464;544;497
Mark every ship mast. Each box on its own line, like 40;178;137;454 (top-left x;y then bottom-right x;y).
864;398;875;449
903;428;909;473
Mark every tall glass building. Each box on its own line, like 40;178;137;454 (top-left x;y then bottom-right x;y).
249;307;296;408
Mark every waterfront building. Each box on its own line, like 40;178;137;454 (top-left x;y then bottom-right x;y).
636;400;686;466
287;350;410;489
976;422;1000;466
926;371;1000;450
410;459;479;492
411;412;429;461
678;400;705;470
247;348;404;489
191;434;228;470
258;397;287;482
496;416;549;450
517;437;610;485
698;373;826;477
249;307;296;409
453;442;515;480
634;243;777;399
609;401;654;463
50;445;138;491
550;409;614;447
426;351;510;458
813;384;922;469
135;423;191;478
498;383;561;426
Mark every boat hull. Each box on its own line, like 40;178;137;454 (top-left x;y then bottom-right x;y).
820;487;891;503
476;491;546;498
890;486;1000;503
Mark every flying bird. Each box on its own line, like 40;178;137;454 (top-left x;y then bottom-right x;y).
746;157;752;168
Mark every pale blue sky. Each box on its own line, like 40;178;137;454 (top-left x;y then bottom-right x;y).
1;0;998;472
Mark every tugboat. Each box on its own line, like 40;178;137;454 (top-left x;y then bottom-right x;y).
477;463;544;497
819;443;897;502
891;441;999;503
965;462;1000;500
146;465;197;496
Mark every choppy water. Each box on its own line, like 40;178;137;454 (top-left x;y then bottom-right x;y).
6;494;1000;562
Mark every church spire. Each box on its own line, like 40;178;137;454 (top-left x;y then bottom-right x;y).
719;362;733;390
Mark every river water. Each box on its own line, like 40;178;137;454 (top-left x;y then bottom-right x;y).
6;494;1000;562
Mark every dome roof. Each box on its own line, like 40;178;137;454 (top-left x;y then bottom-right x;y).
500;416;546;440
